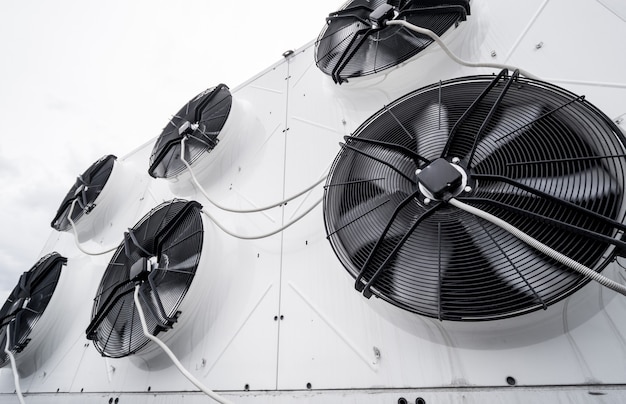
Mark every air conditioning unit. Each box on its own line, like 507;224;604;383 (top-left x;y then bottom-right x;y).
0;253;68;376
51;155;147;246
148;84;264;197
2;0;626;402
85;199;232;366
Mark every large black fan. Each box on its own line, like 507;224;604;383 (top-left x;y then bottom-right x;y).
0;253;67;366
324;69;626;321
315;0;471;84
86;199;204;358
149;84;232;179
51;155;117;232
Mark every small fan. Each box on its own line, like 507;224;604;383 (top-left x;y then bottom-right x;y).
86;199;204;358
0;253;67;367
324;69;626;321
315;0;471;84
51;155;117;232
149;84;232;179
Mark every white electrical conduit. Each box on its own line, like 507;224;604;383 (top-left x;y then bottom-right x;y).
133;286;233;404
4;323;26;404
67;200;118;256
449;198;626;297
201;196;323;240
180;137;327;213
385;20;540;80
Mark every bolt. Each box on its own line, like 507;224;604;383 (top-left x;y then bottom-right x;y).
535;42;544;49
452;157;460;164
490;50;497;58
464;186;472;193
424;198;431;205
416;169;422;175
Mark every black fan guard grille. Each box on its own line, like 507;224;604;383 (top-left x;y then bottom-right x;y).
323;70;626;321
315;0;470;84
86;199;204;358
0;252;67;366
149;84;232;179
51;155;117;232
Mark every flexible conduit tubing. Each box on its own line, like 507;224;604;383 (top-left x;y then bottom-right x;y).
133;286;233;404
450;198;626;296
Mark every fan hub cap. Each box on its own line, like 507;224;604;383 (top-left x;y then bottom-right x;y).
417;158;467;201
369;4;396;29
129;256;158;284
178;121;195;136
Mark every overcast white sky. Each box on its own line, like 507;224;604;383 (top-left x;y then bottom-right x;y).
0;0;342;299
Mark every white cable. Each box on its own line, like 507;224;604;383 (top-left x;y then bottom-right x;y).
133;286;233;404
449;198;626;296
67;200;118;256
4;323;26;404
386;20;540;80
181;137;327;213
202;196;322;240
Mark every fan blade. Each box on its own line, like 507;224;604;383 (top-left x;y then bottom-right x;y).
333;190;415;276
343;139;417;186
13;310;37;342
135;282;170;333
470;102;544;168
414;102;449;161
478;165;618;204
369;218;451;315
351;27;429;78
316;20;366;76
517;166;618;203
156;258;198;275
440;214;578;317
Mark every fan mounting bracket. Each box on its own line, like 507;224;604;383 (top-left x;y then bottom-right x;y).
14;338;31;354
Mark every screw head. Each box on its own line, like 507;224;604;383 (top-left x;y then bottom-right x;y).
424;198;431;205
490;50;497;58
452;157;460;164
415;169;422;175
464;186;472;193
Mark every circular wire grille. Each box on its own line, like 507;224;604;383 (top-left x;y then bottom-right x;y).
149;84;232;179
51;155;117;232
0;253;66;366
86;199;204;358
324;71;626;321
315;0;470;83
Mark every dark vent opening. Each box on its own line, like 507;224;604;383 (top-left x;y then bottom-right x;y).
0;253;67;366
86;199;204;358
315;0;471;84
51;155;117;232
324;70;626;321
149;84;232;179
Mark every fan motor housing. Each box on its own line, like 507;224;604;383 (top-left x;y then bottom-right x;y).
417;158;463;200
